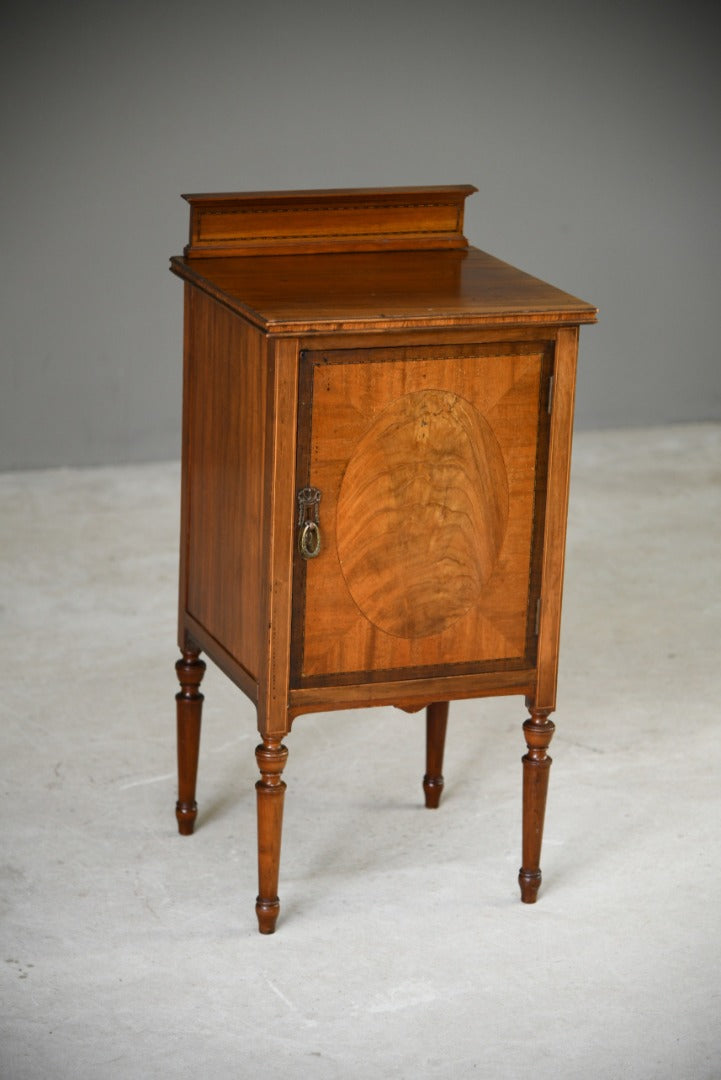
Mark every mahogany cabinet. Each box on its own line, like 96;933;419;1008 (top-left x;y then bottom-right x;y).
169;186;596;933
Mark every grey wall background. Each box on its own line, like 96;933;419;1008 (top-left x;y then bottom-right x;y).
2;0;719;470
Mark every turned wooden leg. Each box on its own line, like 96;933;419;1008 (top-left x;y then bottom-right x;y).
255;739;289;934
423;701;449;808
175;648;206;835
519;704;556;903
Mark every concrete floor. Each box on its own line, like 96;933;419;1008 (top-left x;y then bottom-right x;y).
1;423;720;1080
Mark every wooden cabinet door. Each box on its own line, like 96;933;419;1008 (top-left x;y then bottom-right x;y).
291;342;553;689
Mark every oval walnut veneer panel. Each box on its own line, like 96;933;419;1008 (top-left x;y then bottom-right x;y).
336;390;509;639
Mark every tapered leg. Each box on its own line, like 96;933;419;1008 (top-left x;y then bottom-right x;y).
423;701;449;808
255;739;289;934
175;648;206;835
519;705;556;903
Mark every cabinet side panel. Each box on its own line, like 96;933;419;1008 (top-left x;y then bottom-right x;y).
183;290;268;683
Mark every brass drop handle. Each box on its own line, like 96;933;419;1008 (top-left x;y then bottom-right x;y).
297;487;322;559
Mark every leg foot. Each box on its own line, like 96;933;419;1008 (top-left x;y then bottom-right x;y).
175;648;206;835
519;705;555;902
519;868;543;904
255;739;288;934
255;897;281;936
423;701;449;808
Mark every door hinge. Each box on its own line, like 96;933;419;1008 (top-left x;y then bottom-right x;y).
547;374;555;415
535;597;542;636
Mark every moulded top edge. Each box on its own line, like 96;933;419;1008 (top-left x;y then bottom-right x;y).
181;185;478;204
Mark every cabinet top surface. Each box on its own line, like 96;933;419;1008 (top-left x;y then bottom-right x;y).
170;247;597;334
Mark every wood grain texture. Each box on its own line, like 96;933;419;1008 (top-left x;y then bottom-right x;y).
337;389;508;638
170;247;597;335
257;338;299;738
183;185;476;257
288;667;535;719
292;342;552;686
534;326;579;710
182;290;268;687
181;613;258;704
